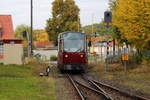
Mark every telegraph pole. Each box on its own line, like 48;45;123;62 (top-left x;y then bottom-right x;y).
30;0;33;56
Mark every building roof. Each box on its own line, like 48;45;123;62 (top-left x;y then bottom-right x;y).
0;15;14;40
34;41;54;48
91;36;109;43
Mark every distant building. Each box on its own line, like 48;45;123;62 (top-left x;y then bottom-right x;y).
34;41;54;49
90;36;108;54
0;15;23;65
90;36;117;57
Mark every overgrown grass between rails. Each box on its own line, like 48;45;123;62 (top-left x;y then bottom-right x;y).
0;63;56;100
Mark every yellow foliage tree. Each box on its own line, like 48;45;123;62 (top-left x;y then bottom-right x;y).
33;30;49;42
113;0;150;50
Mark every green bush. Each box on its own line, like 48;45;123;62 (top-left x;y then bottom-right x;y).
142;50;150;62
130;54;142;64
50;55;57;61
130;50;150;64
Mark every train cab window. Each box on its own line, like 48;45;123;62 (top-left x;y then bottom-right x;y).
63;32;85;52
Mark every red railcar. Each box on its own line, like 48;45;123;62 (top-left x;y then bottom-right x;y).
57;32;87;72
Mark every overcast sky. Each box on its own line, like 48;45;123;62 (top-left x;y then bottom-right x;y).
0;0;109;29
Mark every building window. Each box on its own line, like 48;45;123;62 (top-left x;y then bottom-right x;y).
0;31;2;38
0;41;3;58
0;26;2;37
0;45;3;54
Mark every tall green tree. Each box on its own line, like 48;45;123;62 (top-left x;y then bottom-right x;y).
46;0;80;45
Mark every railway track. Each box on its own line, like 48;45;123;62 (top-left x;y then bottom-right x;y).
67;74;113;100
82;74;150;100
67;74;150;100
92;79;149;100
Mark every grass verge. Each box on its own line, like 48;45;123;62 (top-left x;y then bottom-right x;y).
0;63;56;100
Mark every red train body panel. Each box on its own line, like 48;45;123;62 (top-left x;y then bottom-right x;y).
57;32;87;72
58;52;87;64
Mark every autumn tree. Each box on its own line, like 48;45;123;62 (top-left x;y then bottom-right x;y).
113;0;150;50
46;0;80;45
33;29;49;42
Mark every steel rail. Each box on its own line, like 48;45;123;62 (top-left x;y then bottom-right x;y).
67;74;86;100
74;79;112;100
92;79;150;100
89;80;113;100
81;75;113;100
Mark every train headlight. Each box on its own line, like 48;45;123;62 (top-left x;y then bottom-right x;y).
80;55;84;58
65;55;68;58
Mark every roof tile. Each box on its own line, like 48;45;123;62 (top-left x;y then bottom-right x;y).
0;15;14;40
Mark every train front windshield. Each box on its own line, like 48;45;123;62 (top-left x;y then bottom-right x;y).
63;32;85;52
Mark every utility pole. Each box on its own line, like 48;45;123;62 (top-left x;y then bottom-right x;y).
30;0;33;56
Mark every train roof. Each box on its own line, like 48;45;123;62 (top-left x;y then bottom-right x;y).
59;31;85;36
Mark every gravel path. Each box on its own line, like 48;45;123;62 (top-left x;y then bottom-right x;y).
56;74;80;100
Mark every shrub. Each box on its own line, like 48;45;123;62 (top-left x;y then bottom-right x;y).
142;50;150;62
50;55;57;61
130;50;150;65
130;54;142;64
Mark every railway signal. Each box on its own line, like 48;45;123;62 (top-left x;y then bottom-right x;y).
104;11;112;72
104;11;115;56
104;11;112;23
104;11;112;29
